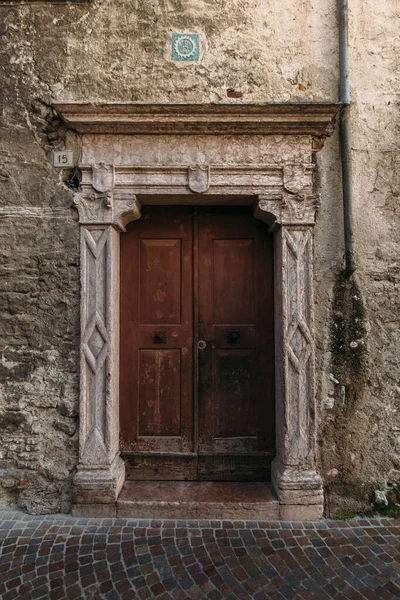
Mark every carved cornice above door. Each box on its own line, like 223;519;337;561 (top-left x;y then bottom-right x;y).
54;102;341;137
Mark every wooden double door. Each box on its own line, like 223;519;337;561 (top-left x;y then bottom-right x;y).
120;206;275;481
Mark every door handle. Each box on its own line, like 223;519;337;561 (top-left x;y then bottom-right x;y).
198;340;207;350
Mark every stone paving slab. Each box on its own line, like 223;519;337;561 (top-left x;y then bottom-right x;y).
0;511;399;599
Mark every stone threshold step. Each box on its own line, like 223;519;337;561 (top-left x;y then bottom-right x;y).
117;481;279;520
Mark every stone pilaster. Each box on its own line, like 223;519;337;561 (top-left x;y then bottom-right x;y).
72;164;140;516
255;186;324;521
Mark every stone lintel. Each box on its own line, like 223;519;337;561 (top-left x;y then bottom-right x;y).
54;102;341;137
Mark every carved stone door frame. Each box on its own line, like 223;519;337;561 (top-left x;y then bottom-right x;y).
56;103;340;520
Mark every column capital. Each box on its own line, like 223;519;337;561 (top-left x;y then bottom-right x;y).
73;163;141;230
254;192;320;229
74;191;141;231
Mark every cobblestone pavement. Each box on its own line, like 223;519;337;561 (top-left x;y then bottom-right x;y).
0;511;399;600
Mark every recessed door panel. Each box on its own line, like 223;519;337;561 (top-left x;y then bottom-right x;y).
138;349;181;437
213;348;257;440
139;239;182;325
212;239;254;324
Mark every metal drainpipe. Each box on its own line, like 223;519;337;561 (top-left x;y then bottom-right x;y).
339;0;356;278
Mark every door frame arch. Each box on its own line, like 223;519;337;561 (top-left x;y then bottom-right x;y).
57;102;340;519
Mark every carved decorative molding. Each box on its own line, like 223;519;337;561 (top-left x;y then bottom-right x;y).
74;164;141;230
72;166;141;513
92;163;115;193
272;225;323;517
283;163;312;195
253;192;323;518
79;164;314;199
80;226;112;468
74;193;112;223
74;192;141;231
188;165;210;193
54;102;341;137
283;227;315;470
113;195;142;232
254;192;320;227
75;220;125;509
74;221;126;509
282;193;321;225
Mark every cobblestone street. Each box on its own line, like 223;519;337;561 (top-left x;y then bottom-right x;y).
0;511;399;600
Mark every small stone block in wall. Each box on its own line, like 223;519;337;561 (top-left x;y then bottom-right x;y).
171;34;199;61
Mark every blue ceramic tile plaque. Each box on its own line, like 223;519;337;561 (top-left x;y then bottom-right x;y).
171;33;199;62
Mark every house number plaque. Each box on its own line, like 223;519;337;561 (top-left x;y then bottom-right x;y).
53;151;74;168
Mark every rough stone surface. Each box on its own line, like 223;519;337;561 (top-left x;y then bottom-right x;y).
0;0;399;515
0;511;400;600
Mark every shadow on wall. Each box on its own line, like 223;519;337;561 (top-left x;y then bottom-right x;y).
320;277;371;518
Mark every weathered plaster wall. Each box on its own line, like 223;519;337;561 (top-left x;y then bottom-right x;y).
315;0;400;515
0;0;398;515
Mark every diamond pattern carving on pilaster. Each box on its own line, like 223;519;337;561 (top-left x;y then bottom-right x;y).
73;175;140;479
82;228;109;373
285;228;313;374
80;226;111;467
282;227;314;466
83;312;108;374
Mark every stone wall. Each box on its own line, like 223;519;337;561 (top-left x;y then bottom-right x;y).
315;0;400;516
0;0;398;515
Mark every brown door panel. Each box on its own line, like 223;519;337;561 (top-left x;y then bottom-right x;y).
120;207;193;455
197;208;275;462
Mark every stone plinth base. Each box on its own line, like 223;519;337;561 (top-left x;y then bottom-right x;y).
72;454;125;514
279;504;324;521
272;460;324;521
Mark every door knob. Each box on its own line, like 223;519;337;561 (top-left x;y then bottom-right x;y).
198;340;206;350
